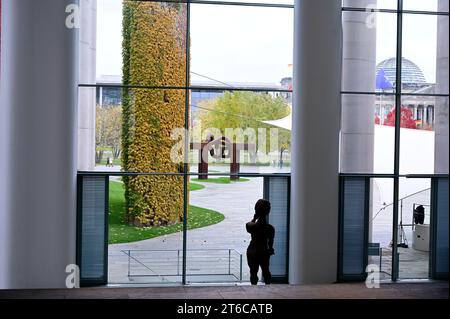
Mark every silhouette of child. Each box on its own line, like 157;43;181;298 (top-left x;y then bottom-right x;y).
246;199;275;285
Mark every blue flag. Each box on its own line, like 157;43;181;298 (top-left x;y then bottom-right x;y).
376;68;393;90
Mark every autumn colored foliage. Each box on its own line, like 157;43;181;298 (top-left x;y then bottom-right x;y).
122;2;188;226
379;106;417;129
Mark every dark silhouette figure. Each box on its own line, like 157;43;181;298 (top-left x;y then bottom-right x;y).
414;205;425;225
106;157;114;167
246;199;275;285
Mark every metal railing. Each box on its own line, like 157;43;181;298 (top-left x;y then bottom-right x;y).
372;187;431;223
371;187;431;249
122;249;243;282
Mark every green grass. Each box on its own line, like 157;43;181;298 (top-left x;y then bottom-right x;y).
98;158;122;166
208;162;291;167
189;182;205;191
191;177;250;184
108;181;222;244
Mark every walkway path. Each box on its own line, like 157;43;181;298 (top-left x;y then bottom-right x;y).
108;176;264;283
108;166;431;283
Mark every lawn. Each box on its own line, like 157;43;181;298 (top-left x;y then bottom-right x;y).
191;177;250;184
98;157;122;166
189;182;205;191
108;181;222;244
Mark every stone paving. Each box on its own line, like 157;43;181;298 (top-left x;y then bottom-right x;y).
108;169;265;284
369;189;431;280
107;164;431;284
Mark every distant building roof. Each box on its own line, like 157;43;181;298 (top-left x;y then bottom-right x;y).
96;75;284;91
411;84;436;95
96;75;122;84
376;57;427;86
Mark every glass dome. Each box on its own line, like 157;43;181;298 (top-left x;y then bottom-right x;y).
376;57;427;88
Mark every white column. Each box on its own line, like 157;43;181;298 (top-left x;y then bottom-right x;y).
78;0;97;171
290;0;341;284
99;86;103;106
0;0;11;288
341;0;376;173
0;0;78;288
341;0;377;241
434;0;449;174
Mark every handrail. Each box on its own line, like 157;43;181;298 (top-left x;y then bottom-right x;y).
371;187;430;222
121;248;242;253
78;171;291;178
122;250;173;283
122;249;243;281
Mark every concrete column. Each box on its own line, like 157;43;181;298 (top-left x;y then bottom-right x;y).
78;0;96;171
290;0;341;284
341;0;377;242
434;0;449;174
99;86;103;106
341;0;376;173
0;0;78;288
0;0;11;289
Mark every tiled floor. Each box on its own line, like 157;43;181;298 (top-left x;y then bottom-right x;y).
0;282;448;299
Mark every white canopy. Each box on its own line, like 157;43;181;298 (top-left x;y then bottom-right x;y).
262;104;292;131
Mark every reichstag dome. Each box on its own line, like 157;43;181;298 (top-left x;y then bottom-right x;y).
377;57;428;90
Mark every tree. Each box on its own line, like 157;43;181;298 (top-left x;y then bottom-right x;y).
107;106;122;159
95;105;122;163
198;91;291;163
375;114;381;125
96;107;106;164
383;106;417;129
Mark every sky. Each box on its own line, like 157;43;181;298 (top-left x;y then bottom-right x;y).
96;0;444;84
375;0;440;83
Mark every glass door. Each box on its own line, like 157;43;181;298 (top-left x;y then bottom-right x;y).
396;178;431;279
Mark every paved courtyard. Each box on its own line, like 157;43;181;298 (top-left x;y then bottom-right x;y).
108;165;431;284
370;187;431;280
108;168;266;284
